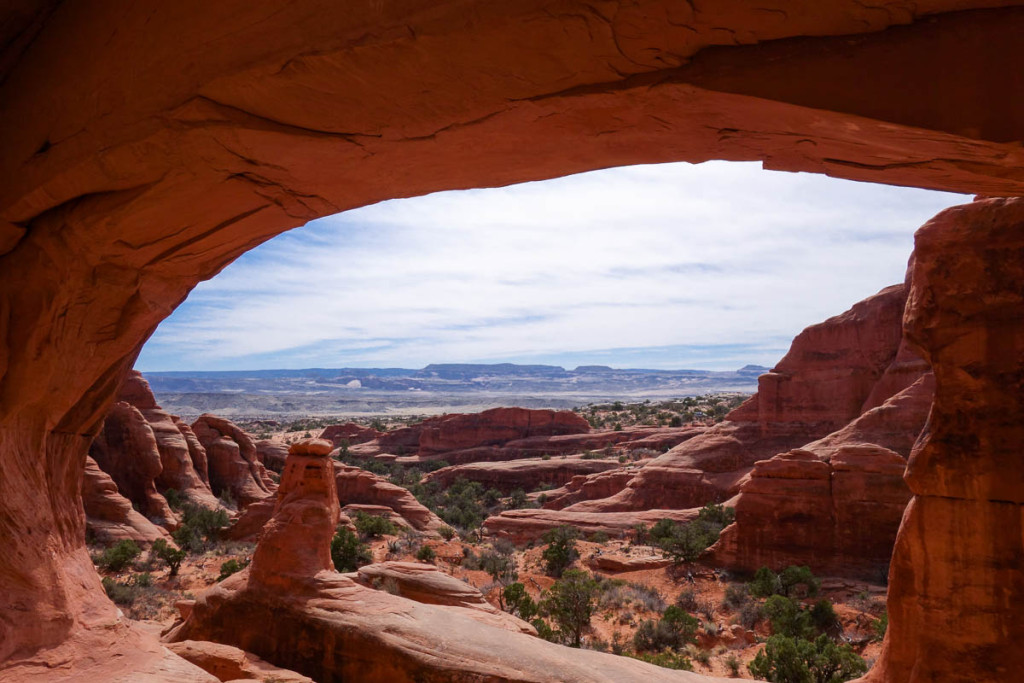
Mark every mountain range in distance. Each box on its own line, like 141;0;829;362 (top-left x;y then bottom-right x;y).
140;363;770;418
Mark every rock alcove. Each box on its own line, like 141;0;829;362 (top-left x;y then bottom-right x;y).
1;2;1022;681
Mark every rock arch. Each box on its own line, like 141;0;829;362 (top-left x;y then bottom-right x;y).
1;2;1022;680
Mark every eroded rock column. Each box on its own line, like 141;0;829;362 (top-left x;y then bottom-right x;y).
866;197;1024;682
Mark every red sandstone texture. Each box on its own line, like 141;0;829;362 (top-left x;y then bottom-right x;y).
254;439;289;473
863;198;1024;683
169;441;727;682
421;456;622;494
166;640;312;683
192;414;275;507
333;463;444;534
89;401;178;531
81;456;172;546
319;422;382;447
374;407;589;457
2;4;1023;680
708;374;933;581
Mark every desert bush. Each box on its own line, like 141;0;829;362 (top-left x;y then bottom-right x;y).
738;600;763;629
810;599;839;634
172;504;230;553
588;531;610;544
726;654;741;676
780;565;820;598
763;595;815;640
723;583;751;610
541;525;579;578
676;588;700;611
97;540;142;572
415;545;436;563
151;539;186;577
503;582;540;621
354;511;398;538
541;569;599;647
330;527;372;572
217;558;249;581
749;634;866;683
649;504;734;564
101;576;141;605
633;605;698;652
162;488;186;511
749;566;784;598
438;525;456;541
872;611;888;642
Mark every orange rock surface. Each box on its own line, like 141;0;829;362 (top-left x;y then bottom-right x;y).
1;3;1023;680
192;414;275;508
81;456;173;545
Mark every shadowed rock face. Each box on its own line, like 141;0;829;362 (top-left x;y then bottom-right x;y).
81;455;173;545
1;3;1023;680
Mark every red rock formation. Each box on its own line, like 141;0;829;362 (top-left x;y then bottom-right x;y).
118;373;220;510
254;439;289;473
352;561;535;634
333;463;444;534
865;198;1024;683
174;418;211;487
541;468;639;510
166;640;313;683
377;407;589;457
484;507;703;545
570;284;917;514
319;422;382;447
81;456;173;546
2;4;1023;679
171;440;724;681
89;402;177;530
192;414;274;507
708;375;932;581
421;456;621;495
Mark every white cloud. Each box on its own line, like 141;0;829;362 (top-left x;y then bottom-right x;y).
136;161;966;371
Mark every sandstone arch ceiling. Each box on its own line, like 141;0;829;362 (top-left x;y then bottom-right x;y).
1;1;1022;680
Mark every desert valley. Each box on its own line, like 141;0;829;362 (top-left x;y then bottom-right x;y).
76;282;923;681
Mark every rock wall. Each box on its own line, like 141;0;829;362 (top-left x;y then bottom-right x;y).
865;198;1024;683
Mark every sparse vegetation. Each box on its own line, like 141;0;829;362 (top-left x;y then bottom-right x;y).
218;558;249;581
330;527;372;572
749;634;867;683
644;504;735;564
541;525;579;578
171;504;230;553
540;569;599;647
354;511;399;538
96;540;142;572
151;539;186;577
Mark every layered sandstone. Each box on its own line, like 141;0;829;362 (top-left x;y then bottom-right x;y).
421;456;622;495
864;198;1024;683
333;463;444;534
170;440;726;682
192;415;274;508
81;456;172;545
89;402;178;530
708;375;932;581
320;423;382;447
351;561;535;634
166;640;313;683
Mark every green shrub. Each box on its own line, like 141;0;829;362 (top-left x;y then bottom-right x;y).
438;525;456;541
503;582;539;621
354;511;399;538
331;527;372;572
809;599;839;634
633;605;698;652
162;488;186;511
780;565;820;598
872;611;888;642
541;526;579;578
151;539;186;577
763;595;815;640
415;545;436;563
101;577;137;605
172;504;230;553
750;566;783;598
541;569;599;647
218;558;249;581
588;531;610;544
749;634;867;683
97;540;141;572
648;505;734;564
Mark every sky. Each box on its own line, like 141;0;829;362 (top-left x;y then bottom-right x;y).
135;161;967;373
